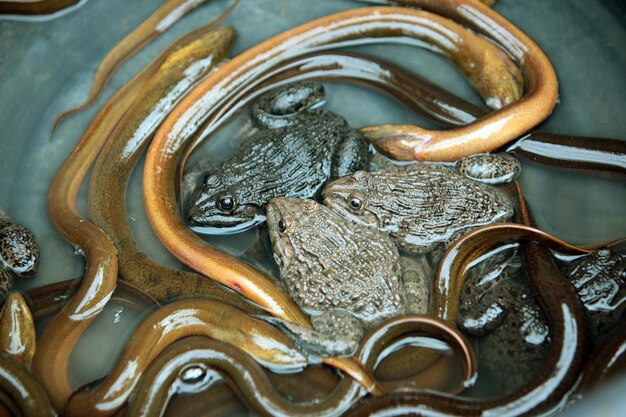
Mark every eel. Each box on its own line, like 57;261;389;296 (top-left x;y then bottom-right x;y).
33;27;237;412
0;293;35;369
0;353;57;417
0;0;82;15
347;0;557;161
125;315;475;417
64;299;307;417
142;4;539;393
51;0;238;133
87;26;257;308
344;184;593;416
0;293;53;417
576;312;626;394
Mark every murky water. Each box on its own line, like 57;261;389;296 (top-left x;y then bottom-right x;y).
0;0;625;415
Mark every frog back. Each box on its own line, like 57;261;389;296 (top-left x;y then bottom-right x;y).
361;163;514;253
218;112;347;207
281;206;406;325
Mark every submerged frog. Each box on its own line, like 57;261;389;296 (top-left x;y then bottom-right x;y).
185;82;369;233
0;208;39;297
264;197;429;357
458;247;626;393
457;252;548;394
322;157;516;255
565;247;626;339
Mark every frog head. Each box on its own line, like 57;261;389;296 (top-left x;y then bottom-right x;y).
321;171;384;230
266;197;320;268
185;173;264;234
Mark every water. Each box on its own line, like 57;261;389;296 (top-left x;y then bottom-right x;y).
0;0;625;415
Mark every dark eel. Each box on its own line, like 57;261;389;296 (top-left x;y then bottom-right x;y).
576;312;626;395
0;0;82;15
343;183;593;416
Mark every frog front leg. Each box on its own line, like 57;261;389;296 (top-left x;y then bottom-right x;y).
331;129;370;178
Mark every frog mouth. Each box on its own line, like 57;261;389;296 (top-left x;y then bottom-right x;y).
188;214;266;235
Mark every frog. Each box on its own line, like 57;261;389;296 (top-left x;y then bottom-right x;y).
457;251;548;394
0;208;40;298
565;247;626;339
262;197;430;358
185;82;369;234
457;247;626;394
322;156;516;256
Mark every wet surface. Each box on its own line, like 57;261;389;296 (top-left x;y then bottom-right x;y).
0;0;625;412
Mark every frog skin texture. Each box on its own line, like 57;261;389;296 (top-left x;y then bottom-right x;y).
565;247;626;339
0;209;39;297
185;82;369;234
458;248;626;394
322;161;515;255
264;197;429;357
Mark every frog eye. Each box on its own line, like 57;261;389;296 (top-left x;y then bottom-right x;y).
278;219;287;233
349;197;363;211
216;195;236;212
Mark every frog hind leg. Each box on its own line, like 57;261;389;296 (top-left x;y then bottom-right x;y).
331;129;370;179
400;255;431;315
457;153;521;185
256;310;363;358
250;82;325;129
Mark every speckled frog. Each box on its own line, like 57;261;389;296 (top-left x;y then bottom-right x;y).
458;251;548;394
322;155;517;255
458;247;626;393
185;82;369;233
0;208;39;297
264;197;429;357
566;247;626;339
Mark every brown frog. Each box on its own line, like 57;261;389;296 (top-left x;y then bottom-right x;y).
322;160;515;256
264;197;429;357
